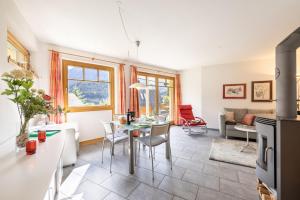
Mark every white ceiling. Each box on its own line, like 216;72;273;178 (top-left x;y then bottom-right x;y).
14;0;300;70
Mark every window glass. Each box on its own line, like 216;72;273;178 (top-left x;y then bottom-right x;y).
68;66;83;80
99;70;109;81
63;60;114;112
85;68;98;81
138;73;174;120
7;31;30;68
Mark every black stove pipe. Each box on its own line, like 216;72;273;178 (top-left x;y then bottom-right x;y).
276;27;300;118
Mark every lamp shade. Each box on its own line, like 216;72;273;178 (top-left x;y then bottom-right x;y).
129;82;146;90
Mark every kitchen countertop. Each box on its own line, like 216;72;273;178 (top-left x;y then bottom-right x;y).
0;131;65;200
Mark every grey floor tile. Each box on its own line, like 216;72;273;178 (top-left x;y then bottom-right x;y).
74;179;110;200
220;179;258;200
132;167;165;187
84;165;112;185
174;158;204;172
159;176;198;200
182;169;220;191
203;164;238;182
129;183;172;200
101;174;140;197
197;186;243;200
65;128;258;200
104;192;127;200
219;162;256;174
154;162;186;179
60;172;86;196
238;171;257;187
172;196;185;200
135;156;159;170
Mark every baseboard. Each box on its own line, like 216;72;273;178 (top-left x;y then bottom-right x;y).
79;137;104;146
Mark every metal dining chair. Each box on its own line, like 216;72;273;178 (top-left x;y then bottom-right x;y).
139;114;168;158
135;123;172;180
101;121;128;173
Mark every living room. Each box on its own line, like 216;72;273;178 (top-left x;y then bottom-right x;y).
0;1;300;200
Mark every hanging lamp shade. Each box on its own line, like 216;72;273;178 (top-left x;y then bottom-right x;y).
129;82;146;90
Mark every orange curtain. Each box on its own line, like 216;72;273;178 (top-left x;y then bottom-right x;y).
174;74;182;125
129;65;140;117
50;51;64;123
118;64;126;114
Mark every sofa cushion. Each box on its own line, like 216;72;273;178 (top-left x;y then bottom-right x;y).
224;108;248;122
225;111;235;122
241;114;256;126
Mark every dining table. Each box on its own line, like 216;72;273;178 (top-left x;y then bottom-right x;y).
113;120;170;174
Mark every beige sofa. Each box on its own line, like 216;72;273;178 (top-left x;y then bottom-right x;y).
218;108;275;139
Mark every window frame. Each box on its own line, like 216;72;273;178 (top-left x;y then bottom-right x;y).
137;71;175;121
7;31;30;68
62;60;115;113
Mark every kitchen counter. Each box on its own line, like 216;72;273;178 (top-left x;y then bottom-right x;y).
0;131;65;200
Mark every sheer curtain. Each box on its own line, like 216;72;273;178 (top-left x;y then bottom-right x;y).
50;51;64;123
118;64;126;114
174;74;182;125
129;65;140;117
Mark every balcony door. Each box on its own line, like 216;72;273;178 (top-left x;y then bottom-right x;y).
137;72;174;121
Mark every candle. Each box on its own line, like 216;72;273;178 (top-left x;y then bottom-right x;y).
26;140;36;155
38;130;46;142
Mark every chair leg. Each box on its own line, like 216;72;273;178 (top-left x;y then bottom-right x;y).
153;147;155;160
135;141;137;166
110;143;113;173
101;139;105;164
169;143;173;170
123;142;125;155
150;146;154;180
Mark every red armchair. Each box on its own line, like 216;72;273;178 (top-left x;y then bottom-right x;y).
178;105;207;135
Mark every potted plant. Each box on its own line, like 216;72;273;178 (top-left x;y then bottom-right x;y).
1;69;55;149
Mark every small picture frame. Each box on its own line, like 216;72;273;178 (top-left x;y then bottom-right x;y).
251;80;273;102
223;84;246;99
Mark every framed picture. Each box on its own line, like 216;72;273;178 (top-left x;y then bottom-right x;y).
251;80;273;102
223;84;246;99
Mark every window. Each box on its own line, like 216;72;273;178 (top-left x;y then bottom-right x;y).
62;60;114;112
7;31;30;68
137;72;174;121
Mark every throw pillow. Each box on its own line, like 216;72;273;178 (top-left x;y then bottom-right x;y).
225;111;235;122
241;114;256;126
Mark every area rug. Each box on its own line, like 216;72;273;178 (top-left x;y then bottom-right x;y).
209;138;257;168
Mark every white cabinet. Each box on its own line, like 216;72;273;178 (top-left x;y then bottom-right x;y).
0;132;65;200
43;157;63;200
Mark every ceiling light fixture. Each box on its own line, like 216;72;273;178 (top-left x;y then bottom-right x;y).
117;1;141;59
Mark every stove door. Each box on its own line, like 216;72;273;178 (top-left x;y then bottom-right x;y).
256;122;276;188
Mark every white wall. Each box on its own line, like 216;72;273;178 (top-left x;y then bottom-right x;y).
181;67;203;117
181;59;277;129
0;0;48;157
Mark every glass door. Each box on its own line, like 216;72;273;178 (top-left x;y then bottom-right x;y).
158;78;174;120
137;72;174;121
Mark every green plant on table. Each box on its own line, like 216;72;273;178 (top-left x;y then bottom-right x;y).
1;69;55;148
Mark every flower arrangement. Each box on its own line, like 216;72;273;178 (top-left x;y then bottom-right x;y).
1;69;55;148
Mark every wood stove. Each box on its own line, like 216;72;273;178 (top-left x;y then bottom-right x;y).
256;117;276;189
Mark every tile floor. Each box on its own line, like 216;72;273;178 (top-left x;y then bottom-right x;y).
60;126;258;200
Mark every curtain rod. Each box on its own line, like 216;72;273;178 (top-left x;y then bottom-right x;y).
136;66;177;75
48;49;178;75
48;49;124;65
